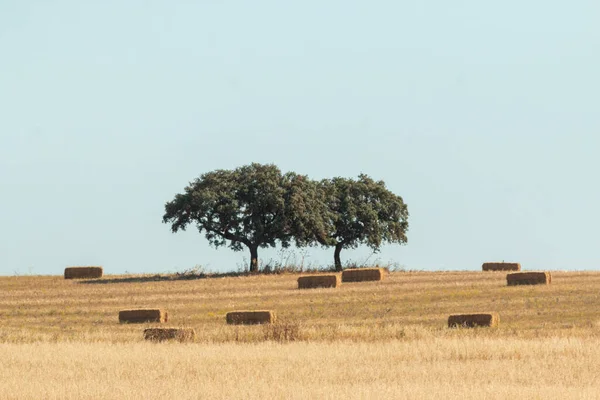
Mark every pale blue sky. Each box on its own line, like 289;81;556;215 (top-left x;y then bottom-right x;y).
1;1;599;275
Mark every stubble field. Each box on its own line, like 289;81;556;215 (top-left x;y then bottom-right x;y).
1;270;600;399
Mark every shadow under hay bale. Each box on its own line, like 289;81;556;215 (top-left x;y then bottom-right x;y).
341;268;385;282
482;262;521;272
64;266;103;279
119;309;168;324
297;275;341;289
226;310;275;325
143;327;195;342
507;272;551;286
448;313;499;328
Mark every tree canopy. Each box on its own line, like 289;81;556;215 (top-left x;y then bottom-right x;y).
313;174;409;271
163;164;408;272
162;163;325;272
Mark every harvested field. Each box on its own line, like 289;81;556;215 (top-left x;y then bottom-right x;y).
482;262;520;272
507;272;551;286
448;313;499;328
2;270;600;398
64;266;103;279
297;274;340;289
143;327;196;342
341;268;385;282
2;270;600;343
119;309;167;324
226;310;275;325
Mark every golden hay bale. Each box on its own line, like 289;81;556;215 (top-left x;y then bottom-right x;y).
297;275;341;289
64;266;103;279
482;262;521;272
119;309;168;324
143;327;196;342
448;313;499;328
507;271;551;286
226;310;275;325
341;268;385;282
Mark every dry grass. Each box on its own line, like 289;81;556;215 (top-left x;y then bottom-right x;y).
507;271;552;286
1;338;600;399
297;274;340;289
2;270;600;398
262;320;301;342
482;262;521;271
341;267;385;282
2;270;600;343
64;266;103;279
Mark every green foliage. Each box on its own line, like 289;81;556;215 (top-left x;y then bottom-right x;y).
282;173;330;247
314;174;409;270
163;164;408;273
163;163;325;272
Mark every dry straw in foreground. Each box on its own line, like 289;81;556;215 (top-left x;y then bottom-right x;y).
297;275;341;289
64;266;103;279
482;262;521;272
341;268;385;282
448;313;499;328
119;309;168;324
226;310;276;325
143;328;196;342
507;272;551;286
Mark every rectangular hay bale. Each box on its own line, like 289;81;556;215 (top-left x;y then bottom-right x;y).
507;271;551;286
297;274;341;289
64;266;103;279
226;310;275;325
341;268;385;282
119;309;167;323
482;262;521;271
143;327;196;342
448;313;499;328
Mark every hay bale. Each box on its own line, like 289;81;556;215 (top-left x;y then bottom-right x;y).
226;310;275;325
482;262;521;272
297;274;341;289
448;313;499;328
143;327;196;342
64;266;103;279
341;268;385;282
507;271;551;286
119;309;167;324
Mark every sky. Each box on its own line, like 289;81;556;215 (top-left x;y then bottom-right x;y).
1;1;599;276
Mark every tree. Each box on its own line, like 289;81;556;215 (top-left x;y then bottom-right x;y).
313;174;409;271
162;163;325;273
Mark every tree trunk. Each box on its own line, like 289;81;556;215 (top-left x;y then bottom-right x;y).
249;245;259;273
334;243;343;272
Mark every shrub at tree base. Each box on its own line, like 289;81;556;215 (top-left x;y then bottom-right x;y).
143;328;196;342
119;309;168;323
448;313;499;328
341;268;385;282
482;262;521;272
507;272;551;286
226;310;276;325
64;266;103;279
297;275;341;289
